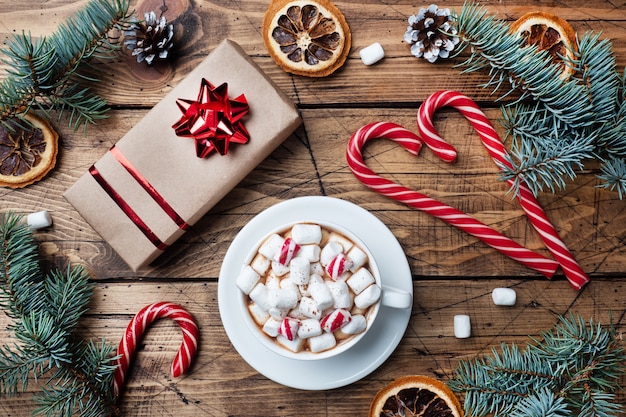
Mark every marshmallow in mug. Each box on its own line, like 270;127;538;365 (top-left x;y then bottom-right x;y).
236;222;382;354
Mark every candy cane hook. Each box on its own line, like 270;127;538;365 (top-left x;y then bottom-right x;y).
346;121;560;278
417;90;589;290
113;302;199;398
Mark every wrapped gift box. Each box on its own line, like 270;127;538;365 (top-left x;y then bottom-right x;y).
64;39;301;271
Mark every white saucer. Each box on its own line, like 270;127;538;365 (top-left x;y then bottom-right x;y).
218;196;413;390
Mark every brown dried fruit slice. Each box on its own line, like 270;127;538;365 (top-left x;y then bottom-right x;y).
262;0;351;77
0;113;59;188
369;375;463;417
510;11;578;79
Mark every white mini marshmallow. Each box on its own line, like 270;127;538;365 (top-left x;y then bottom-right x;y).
262;317;282;337
320;241;343;266
248;303;270;325
276;334;305;352
291;223;322;245
298;296;322;320
328;232;354;252
308;274;335;310
271;260;290;277
454;315;471;339
354;284;381;309
321;308;351;332
359;42;385;66
268;307;289;320
250;254;270;275
258;234;284;260
249;283;272;311
297;318;323;339
265;274;281;289
340;314;367;334
492;288;517;306
347;267;375;294
308;332;336;353
298;244;321;262
310;262;325;276
346;246;367;271
235;265;260;295
270;287;299;310
280;276;298;290
289;256;311;285
326;280;352;309
27;210;53;230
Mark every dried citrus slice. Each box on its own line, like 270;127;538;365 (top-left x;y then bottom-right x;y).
0;113;59;188
510;11;577;79
262;0;351;77
369;375;463;417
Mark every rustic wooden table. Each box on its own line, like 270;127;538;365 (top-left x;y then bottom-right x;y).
1;0;626;415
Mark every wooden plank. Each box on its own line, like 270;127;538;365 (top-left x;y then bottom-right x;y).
0;280;623;416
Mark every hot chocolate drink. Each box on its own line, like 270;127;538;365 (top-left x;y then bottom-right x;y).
236;222;381;354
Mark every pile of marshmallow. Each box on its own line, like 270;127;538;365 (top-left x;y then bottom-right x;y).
236;223;380;354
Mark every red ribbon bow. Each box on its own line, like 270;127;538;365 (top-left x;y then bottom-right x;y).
172;79;250;157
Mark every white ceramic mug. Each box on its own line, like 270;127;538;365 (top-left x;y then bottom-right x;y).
237;219;411;360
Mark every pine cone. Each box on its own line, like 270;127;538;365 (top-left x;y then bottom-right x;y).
403;4;459;63
124;11;174;65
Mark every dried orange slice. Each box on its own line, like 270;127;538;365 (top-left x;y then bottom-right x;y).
510;11;578;79
0;113;59;188
369;375;463;417
262;0;351;77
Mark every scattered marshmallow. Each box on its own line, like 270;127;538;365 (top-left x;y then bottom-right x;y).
308;332;336;353
298;296;322;320
492;287;517;306
327;280;352;309
354;284;381;309
248;303;270;325
340;314;367;335
271;260;290;276
454;315;471;339
276;334;305;352
27;210;53;229
258;234;284;260
298;244;321;262
250;254;270;275
308;274;335;310
235;265;260;294
269;287;299;310
291;223;322;245
347;267;375;294
320;241;343;266
328;232;354;252
346;246;367;271
359;42;385;66
249;283;272;311
289;256;311;285
262;317;282;337
297;318;323;339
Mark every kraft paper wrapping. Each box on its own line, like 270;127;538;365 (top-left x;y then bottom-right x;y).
64;39;302;271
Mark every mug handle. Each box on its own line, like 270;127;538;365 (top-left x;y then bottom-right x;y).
381;285;412;309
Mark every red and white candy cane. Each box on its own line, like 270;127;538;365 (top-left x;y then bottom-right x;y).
346;121;560;279
417;90;589;290
113;301;199;398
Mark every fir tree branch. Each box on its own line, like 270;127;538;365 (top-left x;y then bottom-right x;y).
451;2;626;198
0;212;118;416
0;0;133;130
448;314;626;417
